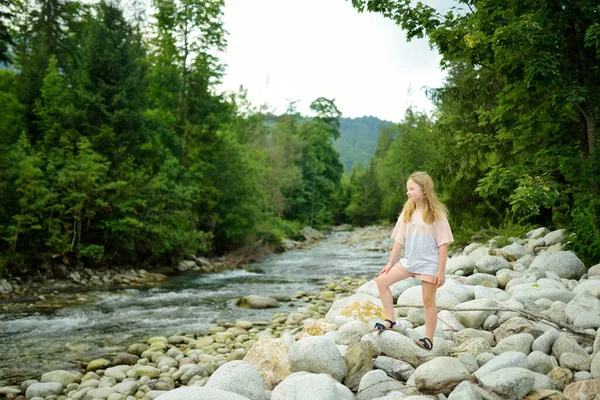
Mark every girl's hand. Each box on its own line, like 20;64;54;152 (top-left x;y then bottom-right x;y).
379;262;394;275
434;271;446;287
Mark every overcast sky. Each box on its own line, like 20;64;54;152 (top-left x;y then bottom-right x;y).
217;0;456;123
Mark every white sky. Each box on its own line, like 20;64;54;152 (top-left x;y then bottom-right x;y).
217;0;456;122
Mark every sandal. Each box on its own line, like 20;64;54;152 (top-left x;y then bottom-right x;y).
372;319;396;333
415;337;433;350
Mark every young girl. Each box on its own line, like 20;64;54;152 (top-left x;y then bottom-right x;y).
372;171;454;351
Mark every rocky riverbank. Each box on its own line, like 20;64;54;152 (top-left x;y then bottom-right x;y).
0;226;330;305
2;226;600;400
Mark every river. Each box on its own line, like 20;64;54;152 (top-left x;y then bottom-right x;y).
0;228;390;386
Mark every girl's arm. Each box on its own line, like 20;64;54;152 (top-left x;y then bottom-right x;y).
386;240;404;267
438;243;449;272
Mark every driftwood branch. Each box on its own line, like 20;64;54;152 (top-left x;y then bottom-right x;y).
324;275;356;294
395;304;595;340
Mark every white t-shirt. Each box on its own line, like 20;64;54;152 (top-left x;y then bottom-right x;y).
390;209;454;276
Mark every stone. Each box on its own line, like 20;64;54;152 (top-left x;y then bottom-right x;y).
177;260;196;272
446;255;476;275
447;381;482;400
452;298;498;329
243;338;292;390
472;351;529;380
565;291;600;329
112;380;139;396
376;330;453;367
552;333;588;359
478;367;535;398
563;378;600;400
453;328;494;346
574;281;600;298
510;286;576;305
475;256;509;275
271;372;352;400
493;333;535;355
373;356;415;382
326;294;385;326
154;386;251;400
528;351;558;374
87;358;111;371
560;352;591;372
356;278;421;300
464;273;499;288
25;383;64;399
501;243;534;261
532;328;560;354
438;310;466;334
335;320;371;346
288;335;345;382
547;367;573;391
301;319;338;336
356;370;405;400
412;356;473;395
205;361;265;400
396;285;460;317
493;317;538;342
236;296;279;309
449;338;493;358
112;353;139;366
343;341;373;391
592;351;600;378
473;285;509;302
542;230;565;246
440;279;475;303
533;251;586;280
40;370;81;387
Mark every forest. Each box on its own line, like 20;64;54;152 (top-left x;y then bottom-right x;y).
0;0;598;276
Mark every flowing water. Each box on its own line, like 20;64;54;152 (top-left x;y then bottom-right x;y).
0;229;390;386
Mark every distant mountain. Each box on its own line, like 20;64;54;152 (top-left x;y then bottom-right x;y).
335;116;394;171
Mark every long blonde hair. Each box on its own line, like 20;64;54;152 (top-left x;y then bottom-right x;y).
401;171;448;224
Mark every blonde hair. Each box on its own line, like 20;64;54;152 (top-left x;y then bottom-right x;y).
401;171;448;224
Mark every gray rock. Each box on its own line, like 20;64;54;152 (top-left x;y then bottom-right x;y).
449;337;493;358
357;370;405;400
87;386;115;398
376;331;453;367
533;251;586;280
373;356;415;382
574;281;600;298
288;335;345;382
343;341;373;391
447;255;476;275
532;328;560;354
511;286;576;305
565;291;600;329
236;296;279;309
592;351;600;378
336;320;371;346
559;352;591;371
463;274;498;288
271;372;352;400
0;279;13;294
532;371;556;390
155;386;251;400
528;351;558;374
205;361;265;400
473;351;529;380
452;298;498;329
500;243;534;261
177;260;196;272
25;382;64;399
574;371;594;381
478;367;535;398
447;381;482;400
464;243;483;256
440;279;474;303
527;227;549;240
396;286;460;317
542;301;570;325
412;356;473;394
40;370;81;386
542;229;565;246
457;353;479;374
552;333;588;359
475;256;509;275
473;286;509;302
112;380;139;396
356;278;420;300
454;329;494;346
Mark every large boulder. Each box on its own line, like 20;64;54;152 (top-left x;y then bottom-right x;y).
325;294;384;327
373;356;415;382
446;255;476;275
562;378;600;400
25;382;64;399
204;361;265;400
155;386;251;400
356;370;405;400
412;356;473;395
343;341;373;391
478;367;536;398
288;336;345;382
475;256;509;275
376;331;453;367
244;338;292;390
271;372;353;400
565;291;600;329
335;320;371;346
397;285;460;317
473;351;529;380
530;251;585;280
452;298;498;329
40;370;81;387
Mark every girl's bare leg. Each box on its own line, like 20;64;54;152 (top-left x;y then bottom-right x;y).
422;281;438;341
376;263;412;327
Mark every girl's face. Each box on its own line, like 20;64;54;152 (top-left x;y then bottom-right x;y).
406;180;424;204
